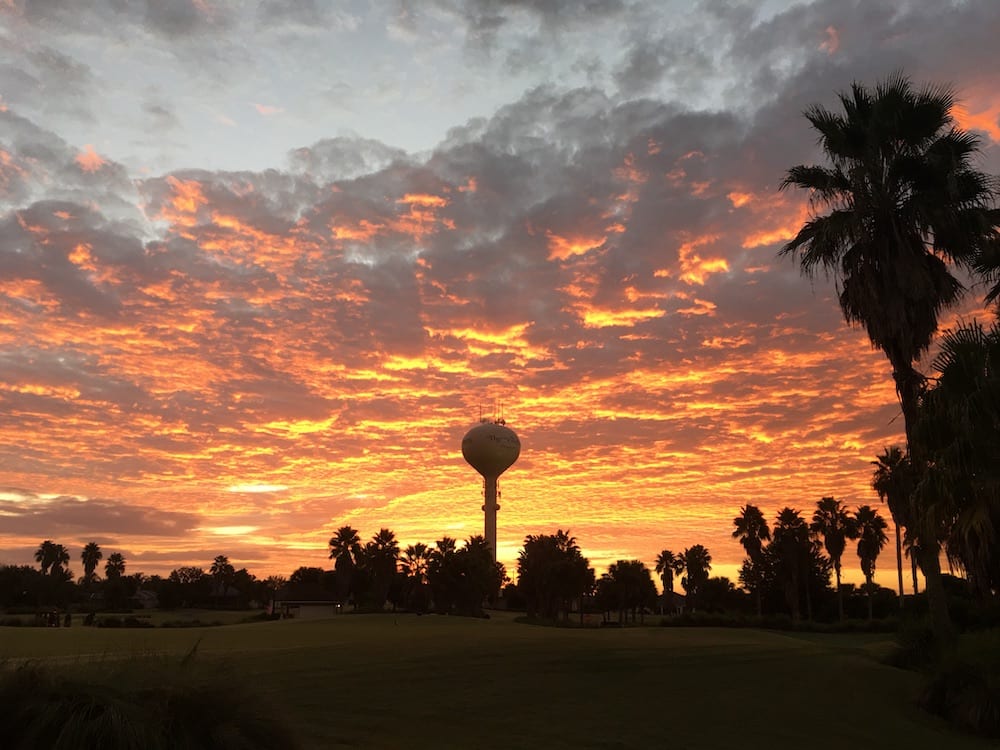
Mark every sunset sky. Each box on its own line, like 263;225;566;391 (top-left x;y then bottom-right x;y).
1;0;998;589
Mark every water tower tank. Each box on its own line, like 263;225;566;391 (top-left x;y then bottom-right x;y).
462;421;520;479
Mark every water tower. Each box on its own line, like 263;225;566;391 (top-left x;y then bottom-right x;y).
462;418;520;561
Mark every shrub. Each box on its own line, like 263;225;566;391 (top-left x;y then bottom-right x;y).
0;656;299;749
921;662;1000;737
95;616;153;628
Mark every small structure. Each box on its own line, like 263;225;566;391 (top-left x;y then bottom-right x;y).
273;582;343;619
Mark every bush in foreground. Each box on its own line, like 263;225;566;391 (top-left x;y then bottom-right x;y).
921;662;1000;738
0;652;298;749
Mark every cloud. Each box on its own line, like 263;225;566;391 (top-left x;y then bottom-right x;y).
0;490;198;538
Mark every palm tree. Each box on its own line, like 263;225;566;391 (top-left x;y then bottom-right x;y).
428;536;458;613
916;319;1000;599
810;497;859;621
855;505;889;621
732;504;771;616
210;554;235;600
871;446;914;606
654;549;680;615
364;528;400;610
400;543;431;583
34;540;58;575
328;525;362;604
328;525;362;565
399;543;430;611
34;541;71;579
780;74;999;642
105;552;126;579
677;545;712;611
80;542;103;585
771;509;811;622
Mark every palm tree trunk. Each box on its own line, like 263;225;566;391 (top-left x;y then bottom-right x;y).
896;363;954;644
911;554;919;595
866;576;873;622
918;544;955;644
835;564;843;622
894;522;904;608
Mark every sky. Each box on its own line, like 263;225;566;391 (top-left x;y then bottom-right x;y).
1;0;999;589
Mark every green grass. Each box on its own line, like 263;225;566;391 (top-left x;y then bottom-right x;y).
1;612;992;749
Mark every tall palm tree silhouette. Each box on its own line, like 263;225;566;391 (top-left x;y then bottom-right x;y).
677;545;712;611
732;504;770;616
871;446;913;606
81;542;103;585
328;526;362;603
772;509;811;622
810;497;858;621
855;505;889;621
781;74;999;641
104;552;126;579
654;549;680;614
916;320;1000;599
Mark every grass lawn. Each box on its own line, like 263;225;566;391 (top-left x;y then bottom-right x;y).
1;612;991;749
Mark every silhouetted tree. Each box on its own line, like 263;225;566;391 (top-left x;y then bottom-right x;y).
811;497;858;621
855;505;889;621
781;74;999;643
167;566;208;607
732;504;771;616
104;552;126;579
770;509;811;621
871;445;915;605
328;526;362;604
210;554;235;595
358;528;399;611
427;537;459;614
400;543;432;612
34;541;70;579
516;530;594;621
916;319;1000;601
677;545;712;611
80;542;102;585
0;565;45;608
452;535;505;616
699;576;748;614
597;560;657;624
654;549;681;614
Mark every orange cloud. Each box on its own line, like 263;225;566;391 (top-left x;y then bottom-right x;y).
75;144;106;173
675;234;730;285
953;101;1000;143
166;176;208;214
819;25;840;55
728;191;753;208
332;220;384;242
546;231;606;261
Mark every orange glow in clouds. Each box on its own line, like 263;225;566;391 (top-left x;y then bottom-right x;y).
75;144;106;172
954;101;1000;143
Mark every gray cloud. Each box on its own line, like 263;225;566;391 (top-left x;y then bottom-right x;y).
0;491;198;538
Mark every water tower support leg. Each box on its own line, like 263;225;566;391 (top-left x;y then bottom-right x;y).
484;475;498;562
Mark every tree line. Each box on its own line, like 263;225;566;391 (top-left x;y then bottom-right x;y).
0;543;275;612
